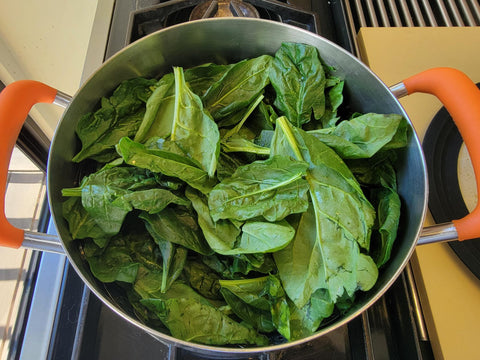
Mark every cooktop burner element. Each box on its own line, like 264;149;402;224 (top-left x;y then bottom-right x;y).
189;0;260;20
125;0;320;47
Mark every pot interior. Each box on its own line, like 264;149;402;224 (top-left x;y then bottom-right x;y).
47;18;427;354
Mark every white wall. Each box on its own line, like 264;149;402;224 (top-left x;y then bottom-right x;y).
0;1;111;138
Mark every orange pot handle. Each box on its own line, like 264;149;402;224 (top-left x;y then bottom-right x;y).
403;67;480;241
0;80;57;248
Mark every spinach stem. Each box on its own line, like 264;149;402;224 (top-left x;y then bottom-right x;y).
171;66;183;141
61;187;82;197
277;117;304;161
223;94;265;141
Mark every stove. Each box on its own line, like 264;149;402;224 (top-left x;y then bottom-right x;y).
14;1;442;359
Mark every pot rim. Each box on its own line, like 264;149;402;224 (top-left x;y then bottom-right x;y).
46;17;427;355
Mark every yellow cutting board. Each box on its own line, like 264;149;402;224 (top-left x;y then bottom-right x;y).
358;27;480;360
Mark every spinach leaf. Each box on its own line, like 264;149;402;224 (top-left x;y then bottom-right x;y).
184;62;234;97
65;167;146;235
220;288;275;333
140;207;213;255
235;220;295;254
208;155;310;222
137;281;207;301
62;166;187;236
219;98;276;134
356;253;379;291
131;265;163;299
201;255;241;280
156;241;188;293
273;206;328;308
272;117;376;251
73;78;157;163
134;73;175;143
117;137;217;194
133;245;187;298
272;117;376;307
269;43;326;127
86;245;140;283
141;296;268;345
309;113;408;159
144;136;197;162
133;63;234;143
232;253;277;276
216;152;247;182
348;151;398;189
202;55;272;120
348;153;402;267
220;277;272;312
125;287;168;331
62;197;108;240
371;189;401;267
318;75;344;128
220;275;291;339
289;289;334;340
221;94;264;139
137;282;267;345
121;188;188;214
83;225;162;284
186;187;240;253
184;260;223;300
187;187;294;255
171;67;220;177
201;253;276;280
247;101;276;135
260;275;291;340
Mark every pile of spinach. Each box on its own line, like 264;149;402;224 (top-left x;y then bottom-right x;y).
62;42;409;346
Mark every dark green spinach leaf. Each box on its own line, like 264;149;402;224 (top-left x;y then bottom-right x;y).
309;113;408;159
141;294;268;345
289;289;334;340
269;43;326;127
184;260;223;300
171;67;220;177
62;166;187;235
141;207;213;255
73;78;157;163
62;197;108;240
117;137;217;194
134;73;175;143
272;117;377;307
202;55;272;120
208;155;310;222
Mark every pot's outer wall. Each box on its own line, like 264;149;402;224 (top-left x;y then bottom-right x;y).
47;18;427;355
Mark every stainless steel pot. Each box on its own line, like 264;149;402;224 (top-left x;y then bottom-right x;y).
1;18;480;357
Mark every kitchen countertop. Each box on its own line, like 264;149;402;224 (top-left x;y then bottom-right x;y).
0;1;114;138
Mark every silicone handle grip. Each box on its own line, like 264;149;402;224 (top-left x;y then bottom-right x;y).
403;67;480;241
0;80;57;248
